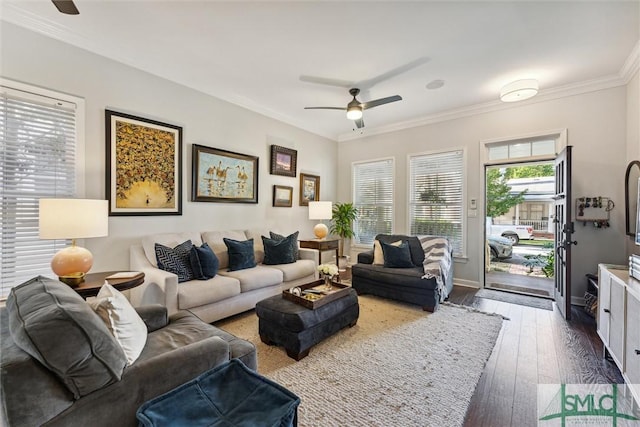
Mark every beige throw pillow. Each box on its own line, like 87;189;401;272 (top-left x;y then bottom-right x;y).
373;239;402;265
89;284;147;366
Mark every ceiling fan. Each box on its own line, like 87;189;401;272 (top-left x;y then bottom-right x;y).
52;0;79;15
304;88;402;129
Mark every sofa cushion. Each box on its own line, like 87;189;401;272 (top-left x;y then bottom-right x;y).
262;233;297;265
269;231;299;260
351;264;435;290
220;265;283;293
155;240;195;282
376;234;425;267
190;243;219;279
373;239;401;265
6;276;127;399
202;230;248;269
267;259;316;282
89;284;148;366
142;232;203;267
381;240;414;268
224;238;257;271
177;275;241;310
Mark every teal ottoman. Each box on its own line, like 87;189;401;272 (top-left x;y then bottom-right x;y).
137;359;299;427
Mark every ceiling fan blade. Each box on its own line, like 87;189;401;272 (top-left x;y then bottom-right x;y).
52;0;79;14
304;106;346;111
300;75;354;88
356;56;430;89
361;95;402;110
354;118;365;129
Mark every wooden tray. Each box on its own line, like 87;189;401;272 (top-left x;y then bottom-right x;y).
283;280;351;310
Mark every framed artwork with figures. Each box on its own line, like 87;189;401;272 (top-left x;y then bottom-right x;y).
105;110;182;216
191;144;258;203
299;173;319;206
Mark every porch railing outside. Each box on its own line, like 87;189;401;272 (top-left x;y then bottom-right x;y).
493;219;549;231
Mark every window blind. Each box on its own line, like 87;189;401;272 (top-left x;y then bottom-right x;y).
352;159;394;246
1;86;78;297
409;150;463;256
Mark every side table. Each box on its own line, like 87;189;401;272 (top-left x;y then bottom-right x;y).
299;238;339;265
73;271;145;299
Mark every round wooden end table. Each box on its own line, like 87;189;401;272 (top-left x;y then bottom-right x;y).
73;271;145;299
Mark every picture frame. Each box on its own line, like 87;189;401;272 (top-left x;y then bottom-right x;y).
191;144;259;203
270;145;297;177
299;173;320;206
273;185;293;207
105;110;182;216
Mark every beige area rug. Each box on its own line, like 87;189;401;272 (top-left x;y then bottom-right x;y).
215;296;504;427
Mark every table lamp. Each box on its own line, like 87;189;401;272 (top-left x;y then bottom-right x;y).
39;198;109;286
309;201;332;239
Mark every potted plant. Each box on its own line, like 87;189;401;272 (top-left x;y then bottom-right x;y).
330;202;358;269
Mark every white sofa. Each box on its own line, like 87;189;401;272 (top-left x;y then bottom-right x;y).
129;230;317;323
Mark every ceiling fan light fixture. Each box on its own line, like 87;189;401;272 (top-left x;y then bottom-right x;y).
500;79;538;102
346;106;363;120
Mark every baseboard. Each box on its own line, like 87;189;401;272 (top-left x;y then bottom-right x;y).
454;278;480;288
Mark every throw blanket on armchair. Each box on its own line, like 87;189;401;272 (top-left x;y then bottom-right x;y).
418;236;452;302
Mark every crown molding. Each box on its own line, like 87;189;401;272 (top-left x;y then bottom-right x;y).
620;40;640;84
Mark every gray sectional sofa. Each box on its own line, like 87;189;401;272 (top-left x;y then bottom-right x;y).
1;276;256;427
351;234;454;312
129;229;317;323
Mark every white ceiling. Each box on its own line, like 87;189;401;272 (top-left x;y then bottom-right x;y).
2;1;639;141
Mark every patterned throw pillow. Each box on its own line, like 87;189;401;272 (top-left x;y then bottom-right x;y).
189;243;219;280
381;240;414;268
155;240;194;282
269;231;299;260
223;238;256;271
262;234;297;265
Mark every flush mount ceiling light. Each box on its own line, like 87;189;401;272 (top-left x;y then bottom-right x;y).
500;79;539;102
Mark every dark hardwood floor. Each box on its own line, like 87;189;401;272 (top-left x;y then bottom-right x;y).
447;286;627;427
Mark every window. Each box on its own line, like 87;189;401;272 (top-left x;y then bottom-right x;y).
487;138;556;161
409;150;464;256
1;82;82;297
352;158;394;246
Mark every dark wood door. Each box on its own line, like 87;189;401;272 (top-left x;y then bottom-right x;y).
554;146;575;320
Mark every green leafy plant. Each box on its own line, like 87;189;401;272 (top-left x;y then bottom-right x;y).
330;202;358;257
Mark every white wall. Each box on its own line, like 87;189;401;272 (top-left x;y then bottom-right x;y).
1;23;337;271
338;86;630;301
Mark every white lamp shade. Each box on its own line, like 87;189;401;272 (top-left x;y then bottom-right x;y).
309;201;333;220
39;199;109;239
346;106;363;120
500;79;539;102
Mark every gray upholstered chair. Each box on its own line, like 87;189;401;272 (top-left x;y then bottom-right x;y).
1;276;256;427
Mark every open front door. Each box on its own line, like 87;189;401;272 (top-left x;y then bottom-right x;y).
554;145;576;319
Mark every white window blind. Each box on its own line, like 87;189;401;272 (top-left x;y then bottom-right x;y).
352;158;393;246
409;150;463;256
1;86;78;297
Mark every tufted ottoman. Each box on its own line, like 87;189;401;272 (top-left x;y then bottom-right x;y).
255;288;359;360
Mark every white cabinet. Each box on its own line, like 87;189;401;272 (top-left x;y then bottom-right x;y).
597;264;640;406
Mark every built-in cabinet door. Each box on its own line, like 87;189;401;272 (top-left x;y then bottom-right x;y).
598;266;612;345
625;292;640;402
609;277;626;367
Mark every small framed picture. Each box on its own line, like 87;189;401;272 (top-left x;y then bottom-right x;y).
270;145;297;177
273;185;293;207
299;173;320;206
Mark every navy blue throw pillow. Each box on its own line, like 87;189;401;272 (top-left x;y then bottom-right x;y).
155;240;195;282
262;234;297;265
223;238;256;271
189;243;219;280
381;240;414;268
269;231;299;260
